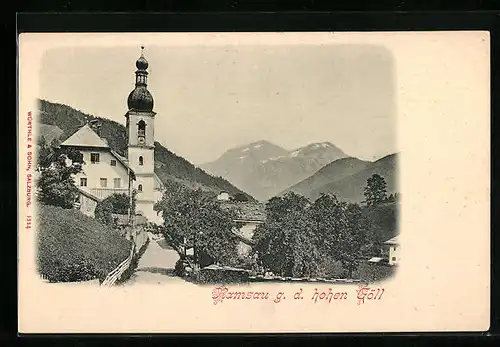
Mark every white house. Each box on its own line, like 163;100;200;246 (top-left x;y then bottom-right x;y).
60;48;165;224
217;191;230;201
384;236;400;266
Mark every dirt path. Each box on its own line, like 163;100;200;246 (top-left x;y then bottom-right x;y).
123;234;195;286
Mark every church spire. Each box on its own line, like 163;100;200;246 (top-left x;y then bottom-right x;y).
134;45;149;86
127;46;154;112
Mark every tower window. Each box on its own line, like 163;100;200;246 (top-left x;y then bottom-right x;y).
139;156;144;166
138;184;143;192
138;120;146;137
90;153;100;164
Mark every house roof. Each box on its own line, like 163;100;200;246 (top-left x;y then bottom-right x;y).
60;124;136;179
221;201;267;222
110;150;136;180
384;236;399;245
60;124;110;148
153;173;164;190
77;188;102;202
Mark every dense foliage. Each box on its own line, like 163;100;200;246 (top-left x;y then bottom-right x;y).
154;183;240;267
253;192;368;278
36;146;84;209
39;99;254;199
37;205;132;282
94;193;132;226
356;262;397;283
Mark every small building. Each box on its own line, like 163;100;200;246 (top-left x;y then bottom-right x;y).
217;191;230;201
220;201;266;258
76;188;101;218
384;236;400;266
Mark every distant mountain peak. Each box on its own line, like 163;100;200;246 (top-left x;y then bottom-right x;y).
202;139;351;201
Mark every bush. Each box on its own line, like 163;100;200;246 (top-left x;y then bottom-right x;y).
37;204;132;283
317;257;345;279
95;193;131;226
195;267;250;284
174;258;185;277
356;261;397;283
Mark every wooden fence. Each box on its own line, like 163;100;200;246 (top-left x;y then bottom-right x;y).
101;244;135;287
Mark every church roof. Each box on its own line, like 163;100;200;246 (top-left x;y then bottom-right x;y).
60;124;110;149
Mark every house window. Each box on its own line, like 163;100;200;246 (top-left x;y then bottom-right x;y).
138;184;143;192
392;257;396;261
110;159;116;166
138;120;146;137
90;153;100;164
80;178;87;187
113;178;121;188
139;156;144;166
100;178;107;188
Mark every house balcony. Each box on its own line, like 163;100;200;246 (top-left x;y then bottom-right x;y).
88;187;130;200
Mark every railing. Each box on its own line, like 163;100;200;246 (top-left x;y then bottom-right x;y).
101;245;135;287
89;188;129;200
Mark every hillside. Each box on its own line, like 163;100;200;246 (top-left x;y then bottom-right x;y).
37;204;132;282
37;99;254;199
202;141;348;201
307;153;398;203
279;157;371;198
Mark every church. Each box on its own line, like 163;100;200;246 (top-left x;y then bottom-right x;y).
60;47;164;224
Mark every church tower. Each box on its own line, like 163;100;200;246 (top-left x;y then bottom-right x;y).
125;47;157;221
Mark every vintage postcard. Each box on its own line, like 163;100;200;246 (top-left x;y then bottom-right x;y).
18;32;490;333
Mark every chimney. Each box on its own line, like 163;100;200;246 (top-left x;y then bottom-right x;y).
89;119;102;137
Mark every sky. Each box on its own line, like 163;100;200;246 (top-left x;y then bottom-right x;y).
39;44;396;165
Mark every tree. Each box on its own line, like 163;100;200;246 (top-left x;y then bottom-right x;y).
94;193;131;226
95;199;114;226
339;203;367;277
154;185;239;267
37;147;84;209
363;174;388;207
253;192;322;278
310;193;367;278
231;192;249;202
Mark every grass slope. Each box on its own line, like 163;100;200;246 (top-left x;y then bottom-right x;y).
37;204;132;282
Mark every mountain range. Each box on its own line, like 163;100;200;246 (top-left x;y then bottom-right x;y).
201;140;349;201
37;99;255;200
283;153;398;203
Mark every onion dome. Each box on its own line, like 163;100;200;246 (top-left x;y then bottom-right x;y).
127;86;154;111
136;55;149;70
